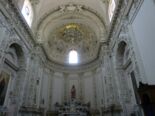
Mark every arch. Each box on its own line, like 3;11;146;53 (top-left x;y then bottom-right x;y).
8;43;25;67
9;43;24;58
5;39;28;67
35;4;107;36
117;41;127;56
116;41;127;66
5;41;26;68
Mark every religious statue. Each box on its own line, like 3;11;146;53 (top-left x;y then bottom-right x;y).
71;85;76;99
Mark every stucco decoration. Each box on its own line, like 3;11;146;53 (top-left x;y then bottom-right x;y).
47;23;99;65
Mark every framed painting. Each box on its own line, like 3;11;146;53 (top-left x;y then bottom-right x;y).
0;71;10;106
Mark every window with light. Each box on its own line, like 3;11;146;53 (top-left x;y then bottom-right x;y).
108;0;116;21
69;50;78;64
21;0;33;26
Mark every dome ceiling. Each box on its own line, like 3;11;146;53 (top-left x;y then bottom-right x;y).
46;23;99;65
33;0;108;66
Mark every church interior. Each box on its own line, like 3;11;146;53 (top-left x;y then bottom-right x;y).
0;0;155;116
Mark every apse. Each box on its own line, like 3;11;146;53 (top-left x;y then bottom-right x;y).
1;0;154;116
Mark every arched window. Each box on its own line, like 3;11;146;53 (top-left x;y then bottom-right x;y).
108;0;116;21
21;0;33;26
69;50;78;64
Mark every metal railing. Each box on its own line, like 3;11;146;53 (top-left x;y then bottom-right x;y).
0;106;8;116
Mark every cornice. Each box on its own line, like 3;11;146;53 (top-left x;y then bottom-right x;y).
128;0;144;24
107;0;124;39
0;0;36;48
41;42;110;73
44;58;100;74
107;0;144;42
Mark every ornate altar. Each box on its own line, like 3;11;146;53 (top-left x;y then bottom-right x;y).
54;100;89;116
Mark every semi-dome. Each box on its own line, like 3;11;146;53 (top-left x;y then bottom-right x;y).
46;23;99;65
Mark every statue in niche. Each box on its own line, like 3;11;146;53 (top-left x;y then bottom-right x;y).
71;85;76;99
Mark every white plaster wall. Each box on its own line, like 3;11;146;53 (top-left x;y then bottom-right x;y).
40;73;49;108
0;27;7;44
52;73;64;105
83;73;94;106
95;68;103;108
50;71;97;108
132;0;155;84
